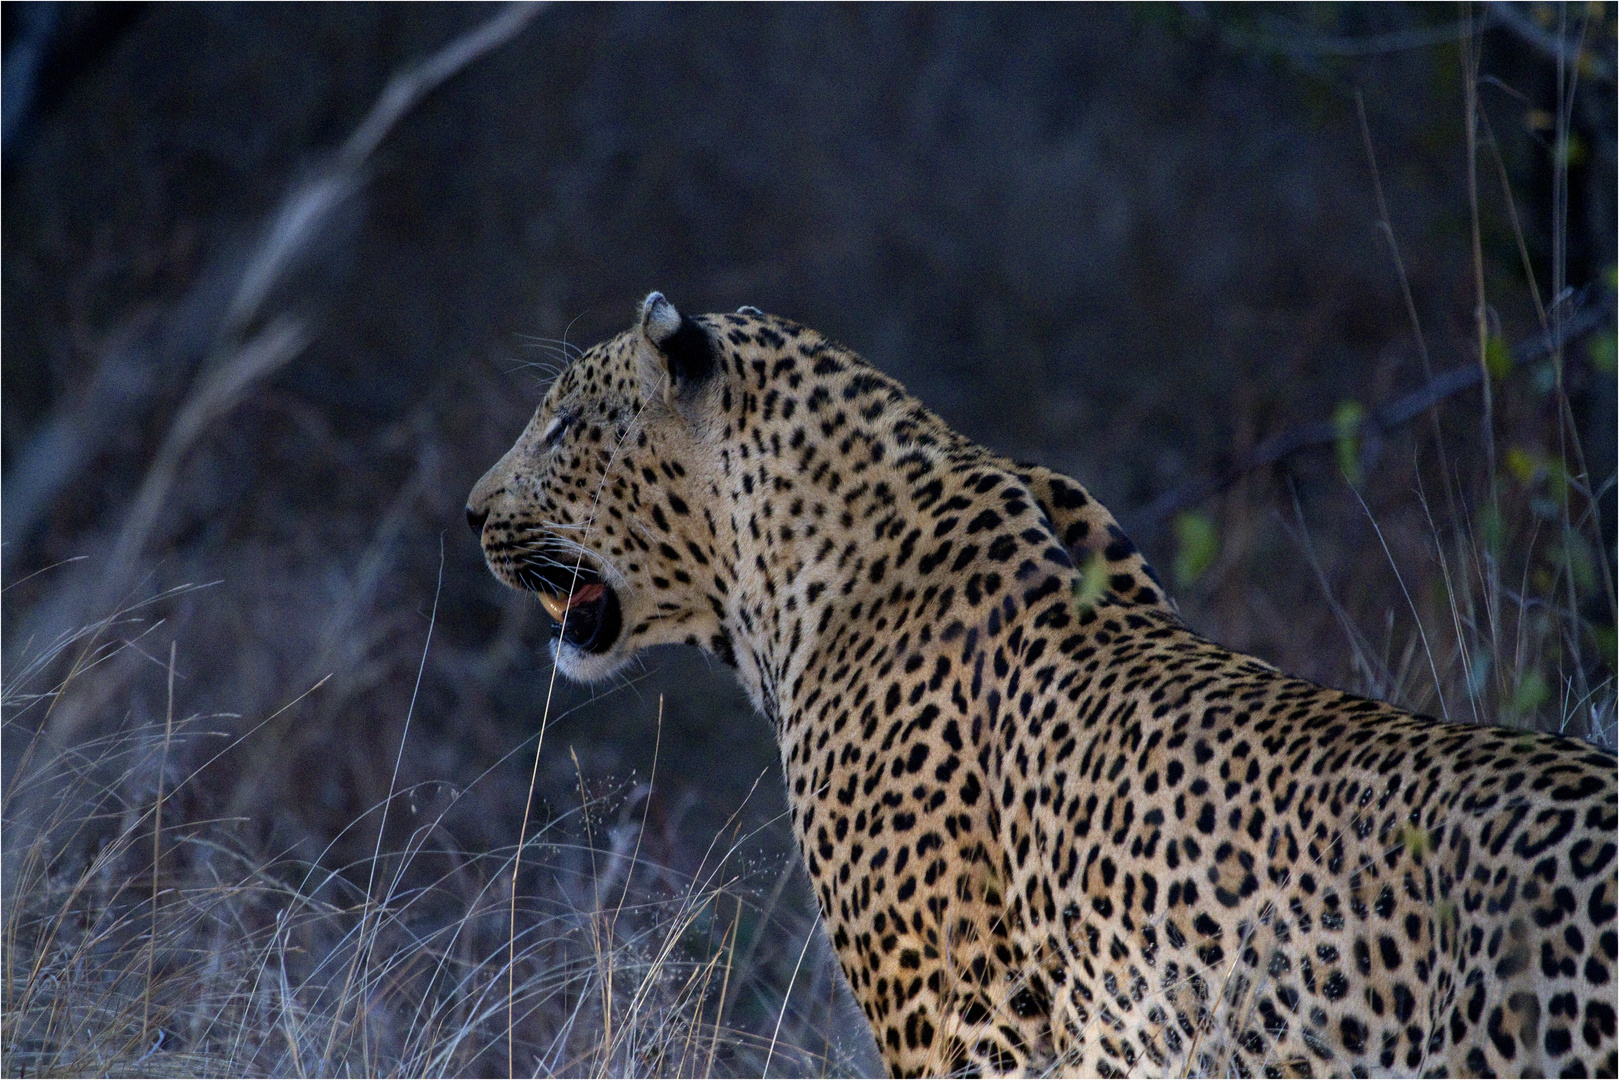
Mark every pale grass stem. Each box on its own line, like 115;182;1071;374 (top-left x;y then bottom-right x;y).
142;640;177;1047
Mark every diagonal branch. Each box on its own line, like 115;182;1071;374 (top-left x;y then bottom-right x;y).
102;2;545;596
14;3;546;746
1124;288;1617;536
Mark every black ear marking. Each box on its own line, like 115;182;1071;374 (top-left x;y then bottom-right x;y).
661;314;716;385
642;293;715;386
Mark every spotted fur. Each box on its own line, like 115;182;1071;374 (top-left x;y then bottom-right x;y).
468;295;1618;1078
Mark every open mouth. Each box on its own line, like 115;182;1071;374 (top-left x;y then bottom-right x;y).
520;559;622;654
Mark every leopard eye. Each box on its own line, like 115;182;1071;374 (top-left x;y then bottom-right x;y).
541;412;571;447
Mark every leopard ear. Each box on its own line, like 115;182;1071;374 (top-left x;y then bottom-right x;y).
638;292;715;404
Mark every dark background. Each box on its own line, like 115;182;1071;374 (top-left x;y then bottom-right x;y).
3;4;1614;1075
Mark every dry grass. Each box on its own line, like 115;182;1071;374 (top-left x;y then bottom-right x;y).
1;599;866;1078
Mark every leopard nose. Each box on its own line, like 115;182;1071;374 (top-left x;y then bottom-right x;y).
466;506;489;535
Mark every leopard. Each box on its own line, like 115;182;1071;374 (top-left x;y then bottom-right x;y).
467;294;1618;1078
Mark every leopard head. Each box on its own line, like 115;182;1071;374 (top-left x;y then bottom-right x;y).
468;293;751;683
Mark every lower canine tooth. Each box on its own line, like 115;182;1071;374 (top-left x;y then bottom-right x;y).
538;593;568;622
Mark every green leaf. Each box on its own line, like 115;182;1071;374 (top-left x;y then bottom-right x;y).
1593;624;1617;673
1071;552;1109;616
1172;511;1220;588
1504;445;1569;515
1504;445;1540;486
1398;821;1431;857
1484;334;1514;381
1555;134;1587;169
1557;533;1597;593
1333;400;1365;487
1590;330;1616;376
1509;670;1550;718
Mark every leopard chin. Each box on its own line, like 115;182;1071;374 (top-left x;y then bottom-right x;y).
535;580;621;655
541;583;631;680
506;552;629;678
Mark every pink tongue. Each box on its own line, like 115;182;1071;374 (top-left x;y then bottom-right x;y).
566;583;606;609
